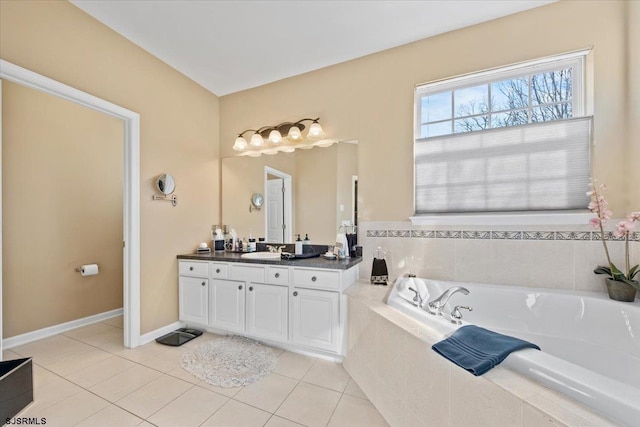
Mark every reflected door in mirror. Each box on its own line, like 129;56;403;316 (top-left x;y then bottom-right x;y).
267;178;284;243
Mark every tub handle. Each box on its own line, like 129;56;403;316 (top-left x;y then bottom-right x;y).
450;305;473;325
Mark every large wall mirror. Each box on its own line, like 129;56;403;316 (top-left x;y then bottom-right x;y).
221;140;358;245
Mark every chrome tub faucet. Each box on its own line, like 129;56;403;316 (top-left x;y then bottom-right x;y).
426;286;470;316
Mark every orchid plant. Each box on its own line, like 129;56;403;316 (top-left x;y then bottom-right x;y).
588;179;640;290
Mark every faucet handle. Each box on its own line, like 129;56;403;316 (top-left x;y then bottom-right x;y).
449;305;473;325
278;246;286;253
407;287;423;306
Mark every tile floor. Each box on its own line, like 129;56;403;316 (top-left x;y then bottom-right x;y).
3;316;388;427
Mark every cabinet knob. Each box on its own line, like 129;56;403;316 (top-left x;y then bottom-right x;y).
311;276;317;282
293;291;298;297
189;266;194;271
238;285;243;290
275;273;280;278
249;286;253;291
201;281;206;286
216;268;221;273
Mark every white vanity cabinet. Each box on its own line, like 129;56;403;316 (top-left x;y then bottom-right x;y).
178;261;209;325
178;258;359;357
246;282;289;342
291;287;340;352
209;278;245;333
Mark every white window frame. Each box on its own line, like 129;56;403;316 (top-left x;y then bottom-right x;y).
411;49;592;226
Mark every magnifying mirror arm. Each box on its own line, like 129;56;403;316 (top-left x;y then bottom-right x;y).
152;194;178;207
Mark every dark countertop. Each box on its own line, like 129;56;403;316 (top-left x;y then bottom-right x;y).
177;251;362;270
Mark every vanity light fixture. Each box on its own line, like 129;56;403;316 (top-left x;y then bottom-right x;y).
233;117;325;152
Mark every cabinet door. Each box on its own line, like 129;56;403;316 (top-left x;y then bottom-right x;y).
246;283;288;342
179;276;208;325
291;288;340;352
210;279;245;332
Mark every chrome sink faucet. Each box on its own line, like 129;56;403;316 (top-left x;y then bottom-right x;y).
426;286;470;316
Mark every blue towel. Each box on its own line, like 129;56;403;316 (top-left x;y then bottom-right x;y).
432;325;540;376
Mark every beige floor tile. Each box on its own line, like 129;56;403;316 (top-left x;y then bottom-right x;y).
14;335;94;362
43;346;113;376
82;328;126;353
273;351;317;380
67;355;137;388
33;364;59;388
101;315;124;328
264;416;305;427
89;364;162;402
116;341;172;363
167;365;202;384
327;394;389;427
2;348;21;360
201;399;271;427
22;374;83;415
197;380;244;397
344;378;367;400
148;385;228;427
63;322;120;340
138;346;185;372
136;422;156;427
302;360;350;392
75;404;144;427
275;382;342;427
234;373;298;412
31;389;110;426
116;374;193;418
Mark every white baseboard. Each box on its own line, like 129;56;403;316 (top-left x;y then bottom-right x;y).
3;308;123;349
139;321;186;346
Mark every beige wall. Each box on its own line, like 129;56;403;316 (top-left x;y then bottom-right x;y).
1;1;220;335
2;81;123;337
220;0;634;219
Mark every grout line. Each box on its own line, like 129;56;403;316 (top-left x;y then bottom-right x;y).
325;391;345;426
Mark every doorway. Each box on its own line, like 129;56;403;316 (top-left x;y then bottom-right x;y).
0;60;141;355
264;166;292;243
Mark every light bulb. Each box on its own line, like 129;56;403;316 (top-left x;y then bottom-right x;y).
307;122;325;140
287;126;302;142
250;132;264;147
268;130;282;144
233;136;248;151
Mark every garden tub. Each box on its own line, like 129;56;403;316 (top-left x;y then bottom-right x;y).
387;277;640;426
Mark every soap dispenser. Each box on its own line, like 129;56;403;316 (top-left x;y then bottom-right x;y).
295;234;303;255
304;234;311;245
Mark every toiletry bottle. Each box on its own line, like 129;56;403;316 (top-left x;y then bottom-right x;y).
304;234;311;245
295;234;303;255
242;238;248;252
248;237;256;252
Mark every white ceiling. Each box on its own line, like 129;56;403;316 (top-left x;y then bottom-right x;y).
71;0;555;96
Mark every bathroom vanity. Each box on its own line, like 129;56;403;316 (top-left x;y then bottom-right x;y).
176;252;361;359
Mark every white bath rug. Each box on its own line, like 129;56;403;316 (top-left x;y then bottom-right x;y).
181;335;276;387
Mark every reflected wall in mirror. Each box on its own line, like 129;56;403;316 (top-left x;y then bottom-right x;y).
221;141;358;245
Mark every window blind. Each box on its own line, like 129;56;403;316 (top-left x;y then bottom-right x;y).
414;117;592;214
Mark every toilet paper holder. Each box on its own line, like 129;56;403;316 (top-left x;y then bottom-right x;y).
75;264;100;272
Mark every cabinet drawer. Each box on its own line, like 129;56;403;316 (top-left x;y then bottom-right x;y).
230;264;265;283
293;269;340;290
267;267;289;285
179;261;209;278
210;262;228;279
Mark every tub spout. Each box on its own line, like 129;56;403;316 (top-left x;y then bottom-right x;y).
426;286;470;315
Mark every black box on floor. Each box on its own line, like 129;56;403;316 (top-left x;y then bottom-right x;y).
0;357;33;422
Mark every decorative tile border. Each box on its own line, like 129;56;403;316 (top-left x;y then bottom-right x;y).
364;228;640;241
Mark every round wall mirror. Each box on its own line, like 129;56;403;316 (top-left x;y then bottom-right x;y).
251;193;264;209
156;173;176;195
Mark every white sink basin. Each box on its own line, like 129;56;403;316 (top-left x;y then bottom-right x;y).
240;252;282;260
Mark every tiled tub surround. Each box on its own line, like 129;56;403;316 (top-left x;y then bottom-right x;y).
343;282;616;427
359;222;640;295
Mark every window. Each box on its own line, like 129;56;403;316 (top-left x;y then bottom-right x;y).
414;50;591;215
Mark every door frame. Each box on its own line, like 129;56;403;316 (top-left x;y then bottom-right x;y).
264;166;292;243
0;59;141;351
